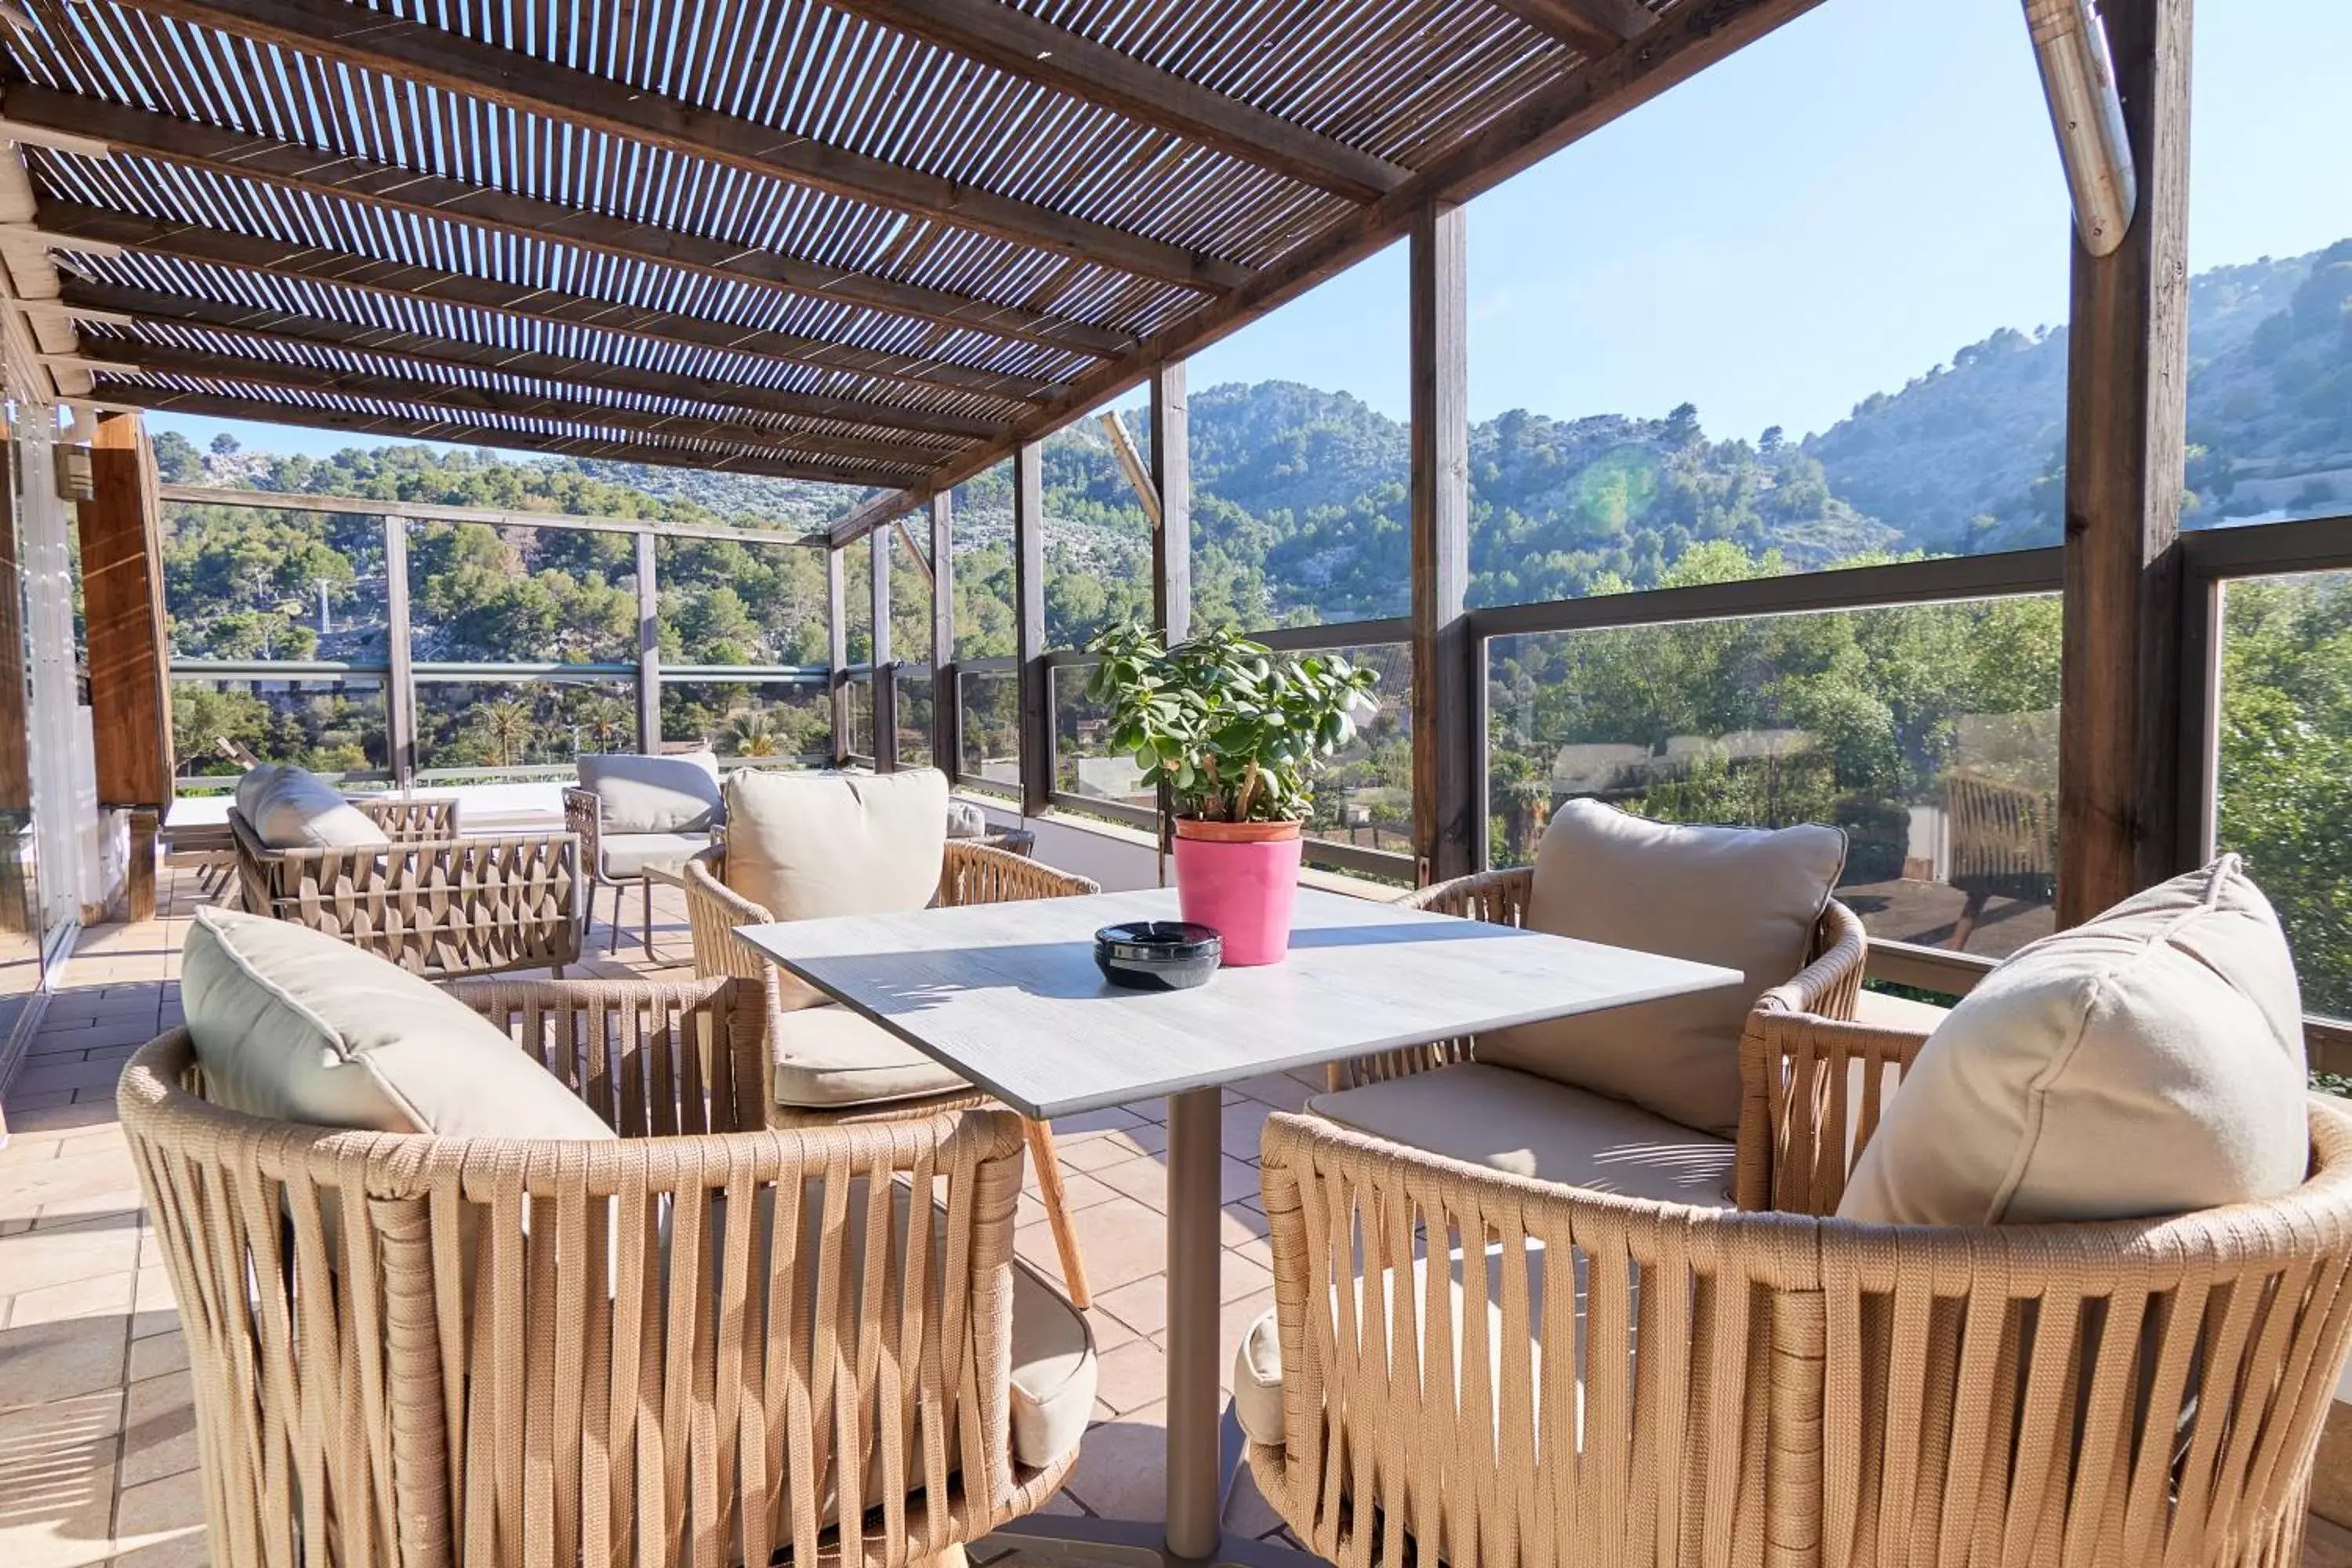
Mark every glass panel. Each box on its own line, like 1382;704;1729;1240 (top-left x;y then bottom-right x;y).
171;675;390;788
960;670;1020;788
1302;643;1414;858
661;680;830;763
413;680;635;774
887;530;932;670
1465;3;2066;604
163;502;387;661
657;535;828;665
2216;572;2351;1018
844;675;873;759
1046;406;1153;652
1187;242;1410;630
1487;594;2062;958
897;670;934;769
1052;664;1152;810
842;535;873;666
952;466;1017;658
2184;3;2352;530
406;521;636;662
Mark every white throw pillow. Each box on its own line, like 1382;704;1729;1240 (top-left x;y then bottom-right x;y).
1838;855;2309;1225
579;750;724;834
1475;799;1846;1137
723;768;948;921
240;766;392;851
182;906;614;1142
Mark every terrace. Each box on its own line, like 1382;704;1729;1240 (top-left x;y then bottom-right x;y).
0;0;2349;1566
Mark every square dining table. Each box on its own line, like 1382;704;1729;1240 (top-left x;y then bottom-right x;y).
737;884;1740;1568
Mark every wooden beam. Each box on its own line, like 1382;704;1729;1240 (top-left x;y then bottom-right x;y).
823;0;1826;542
100;381;916;487
1098;409;1161;529
1152;364;1192;644
892;517;935;589
381;516;417;786
78;410;173;810
35;203;1070;406
1487;0;1658;56
871;524;897;772
635;531;661;756
122;0;1250;292
1014;441;1051;817
1410;202;1474;885
827;546;850;764
101;338;942;482
2058;0;2194;924
69;286;1006;441
822;0;1405;200
3;84;1131;362
930;491;958;778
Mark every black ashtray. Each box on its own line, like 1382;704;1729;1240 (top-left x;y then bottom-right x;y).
1094;921;1222;991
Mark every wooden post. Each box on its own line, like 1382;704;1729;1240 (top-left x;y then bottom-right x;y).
871;516;897;771
930;492;958;779
1014;441;1051;817
634;529;661;755
826;543;849;765
1410;201;1475;884
78;412;174;814
1152;362;1192;644
2058;0;2193;924
382;517;417;786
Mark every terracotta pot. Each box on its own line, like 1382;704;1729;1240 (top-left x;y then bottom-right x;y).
1171;817;1302;965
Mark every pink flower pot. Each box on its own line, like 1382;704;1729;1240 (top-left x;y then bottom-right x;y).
1171;820;1303;967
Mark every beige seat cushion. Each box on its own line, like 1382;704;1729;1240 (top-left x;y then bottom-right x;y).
237;764;392;851
1307;1063;1735;1207
1853;988;1954;1033
598;830;712;879
1839;855;2309;1225
773;1004;971;1108
724;768;949;921
1475;800;1845;1136
181;906;613;1142
579;750;724;834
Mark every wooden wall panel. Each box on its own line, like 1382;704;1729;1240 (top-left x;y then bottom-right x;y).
78;412;174;812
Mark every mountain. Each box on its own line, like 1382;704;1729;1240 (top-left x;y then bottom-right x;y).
156;236;2352;635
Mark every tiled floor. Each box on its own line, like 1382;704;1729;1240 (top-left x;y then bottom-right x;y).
0;862;1307;1566
5;862;2347;1567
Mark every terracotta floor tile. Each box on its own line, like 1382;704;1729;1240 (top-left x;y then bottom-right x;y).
1089;1339;1167;1417
6;1272;136;1332
1229;1073;1320;1115
110;1466;207;1563
0;1390;122;1568
1090;1276;1169;1341
124;1332;187;1387
0;1221;143;1298
1059;1406;1169;1523
118;1372;198;1490
1015;1197;1165;1296
1088;1155;1259;1215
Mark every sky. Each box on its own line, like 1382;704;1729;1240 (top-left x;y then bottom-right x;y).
150;0;2352;461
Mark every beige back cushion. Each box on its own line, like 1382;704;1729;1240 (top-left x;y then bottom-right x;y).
723;768;949;921
238;765;391;851
579;750;724;833
182;906;614;1142
1475;800;1846;1136
1838;855;2309;1226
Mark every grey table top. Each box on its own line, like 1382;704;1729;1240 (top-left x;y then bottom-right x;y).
735;886;1742;1120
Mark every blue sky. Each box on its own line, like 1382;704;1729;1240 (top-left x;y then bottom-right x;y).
152;0;2350;461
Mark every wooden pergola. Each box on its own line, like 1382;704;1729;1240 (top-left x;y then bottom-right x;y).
0;0;2225;946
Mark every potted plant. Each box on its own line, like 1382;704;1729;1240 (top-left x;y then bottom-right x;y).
1086;622;1379;964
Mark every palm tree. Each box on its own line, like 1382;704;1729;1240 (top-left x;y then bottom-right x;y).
726;710;780;758
469;697;538;768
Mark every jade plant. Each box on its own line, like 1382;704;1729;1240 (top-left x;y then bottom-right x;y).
1084;622;1380;823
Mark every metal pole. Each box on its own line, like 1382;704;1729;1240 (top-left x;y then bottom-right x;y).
634;530;660;755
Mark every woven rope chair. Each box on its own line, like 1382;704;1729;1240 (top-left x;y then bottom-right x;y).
681;837;1104;1308
118;976;1075;1568
1249;1051;2352;1568
230;802;581;980
1327;863;1867;1092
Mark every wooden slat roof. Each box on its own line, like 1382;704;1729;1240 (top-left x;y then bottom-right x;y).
0;0;1817;523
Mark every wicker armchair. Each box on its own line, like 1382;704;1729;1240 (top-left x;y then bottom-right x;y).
119;976;1086;1568
1327;862;1866;1091
229;801;581;979
1247;1015;2352;1568
683;837;1105;1308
